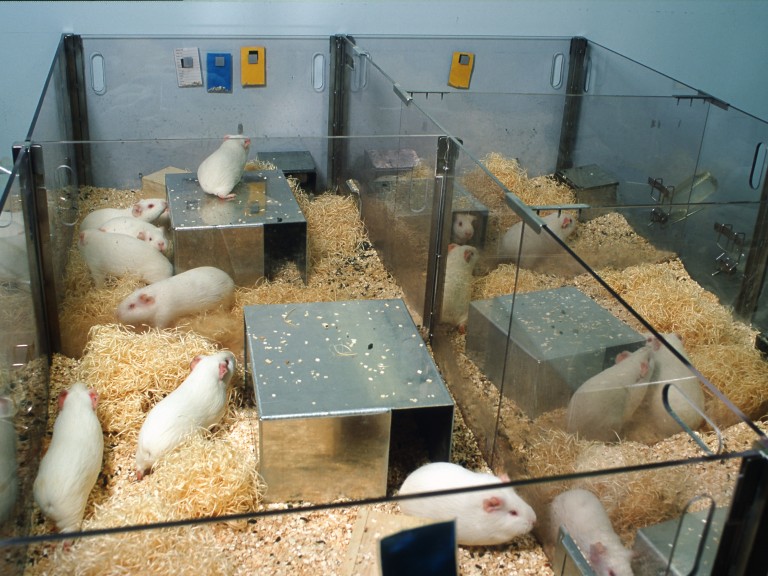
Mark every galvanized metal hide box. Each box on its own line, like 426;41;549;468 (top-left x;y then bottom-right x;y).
166;170;307;285
364;148;490;248
244;299;454;502
554;163;619;221
465;286;645;418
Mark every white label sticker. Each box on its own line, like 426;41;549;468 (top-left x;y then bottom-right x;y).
173;47;203;88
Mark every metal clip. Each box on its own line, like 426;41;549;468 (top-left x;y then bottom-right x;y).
55;163;79;227
648;176;673;226
712;222;745;276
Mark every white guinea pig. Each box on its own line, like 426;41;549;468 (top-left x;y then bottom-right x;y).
117;266;235;329
135;350;236;480
567;345;654;442
644;333;705;437
549;489;634;576
33;382;103;533
398;462;536;546
99;216;167;253
451;212;477;245
440;243;479;333
78;229;173;288
80;198;168;231
197;135;251;199
500;212;577;268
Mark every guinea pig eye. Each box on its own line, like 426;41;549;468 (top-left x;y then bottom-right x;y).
509;509;518;516
129;303;136;310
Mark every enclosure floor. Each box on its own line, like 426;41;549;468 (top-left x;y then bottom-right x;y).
15;172;768;575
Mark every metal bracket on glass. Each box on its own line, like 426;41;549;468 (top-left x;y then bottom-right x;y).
712;222;745;276
392;83;413;105
665;495;717;576
530;203;591;220
554;526;597;576
661;382;723;454
55;162;79;227
648;176;673;226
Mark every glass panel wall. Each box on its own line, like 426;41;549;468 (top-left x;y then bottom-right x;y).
2;34;765;576
0;150;50;575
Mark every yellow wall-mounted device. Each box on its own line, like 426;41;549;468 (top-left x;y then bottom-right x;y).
448;51;474;89
241;46;266;86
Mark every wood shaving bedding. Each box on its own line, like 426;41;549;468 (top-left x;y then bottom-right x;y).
18;155;768;575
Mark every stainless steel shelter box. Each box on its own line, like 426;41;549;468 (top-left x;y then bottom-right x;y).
554;163;619;221
244;299;454;502
167;169;307;285
632;507;727;576
465;287;645;417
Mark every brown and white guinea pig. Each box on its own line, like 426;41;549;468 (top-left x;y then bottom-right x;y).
398;462;536;546
135;350;236;480
117;266;235;329
549;489;634;576
80;198;168;231
644;333;705;437
566;344;654;442
98;216;168;253
78;229;173;289
440;243;479;334
197;135;251;200
33;382;103;533
451;212;477;245
500;212;577;268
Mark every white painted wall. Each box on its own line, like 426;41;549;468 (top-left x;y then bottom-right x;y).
1;0;767;165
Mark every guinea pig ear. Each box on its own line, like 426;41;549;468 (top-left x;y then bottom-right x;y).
588;542;608;569
218;361;230;380
447;243;458;252
137;231;147;241
131;203;143;217
88;389;99;410
482;496;503;513
57;390;69;411
615;351;631;364
497;472;511;482
138;293;155;306
189;355;203;371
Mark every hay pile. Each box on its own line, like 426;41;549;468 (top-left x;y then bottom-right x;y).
461;153;577;245
59;179;405;361
29;325;265;575
26;152;768;575
463;189;768;424
598;259;768;422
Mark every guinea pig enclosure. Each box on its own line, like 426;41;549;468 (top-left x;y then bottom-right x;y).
1;34;767;576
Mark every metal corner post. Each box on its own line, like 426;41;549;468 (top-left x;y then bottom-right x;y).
734;171;768;320
328;35;349;190
555;37;588;173
424;136;460;340
63;34;91;186
711;442;768;575
13;143;59;358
